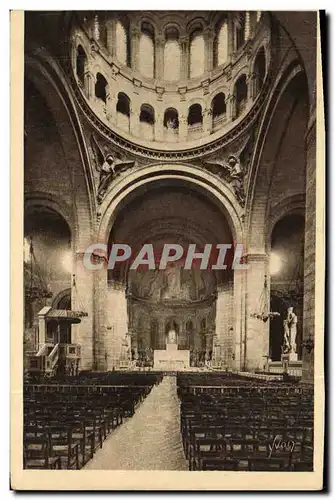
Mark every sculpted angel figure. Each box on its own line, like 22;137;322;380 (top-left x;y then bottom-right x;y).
204;155;245;205
91;134;136;203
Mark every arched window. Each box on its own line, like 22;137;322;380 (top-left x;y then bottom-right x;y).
235;75;247;118
254;47;266;94
116;92;131;132
163;27;180;81
139;104;155;140
139;22;155;78
116;20;130;66
212;93;226;129
140;104;155;125
214;19;228;67
76;45;87;87
188;104;203;126
189;28;205;79
235;14;245;50
164;108;179;141
95;73;108;103
164;108;179;129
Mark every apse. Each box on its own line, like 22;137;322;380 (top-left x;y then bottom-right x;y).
107;181;234;366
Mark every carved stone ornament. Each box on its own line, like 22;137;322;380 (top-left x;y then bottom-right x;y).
90;134;137;204
203;154;246;206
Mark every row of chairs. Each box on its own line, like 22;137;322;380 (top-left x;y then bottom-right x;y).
178;382;314;471
24;373;163;469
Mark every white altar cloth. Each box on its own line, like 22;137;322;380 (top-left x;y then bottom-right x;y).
153;344;190;371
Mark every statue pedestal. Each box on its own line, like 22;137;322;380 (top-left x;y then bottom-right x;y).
279;352;301;377
154;343;190;371
281;352;298;364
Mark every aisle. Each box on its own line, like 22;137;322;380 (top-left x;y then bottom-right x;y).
84;376;188;470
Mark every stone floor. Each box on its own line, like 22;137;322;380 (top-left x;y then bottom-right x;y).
84;375;189;470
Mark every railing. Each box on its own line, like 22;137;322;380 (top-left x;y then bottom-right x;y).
163;128;179;142
187;124;203;139
36;343;53;357
26;343;81;375
44;343;59;374
212;114;227;132
65;343;81;358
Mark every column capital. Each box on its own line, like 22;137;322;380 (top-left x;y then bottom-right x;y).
179;35;189;46
204;27;215;40
131;26;141;38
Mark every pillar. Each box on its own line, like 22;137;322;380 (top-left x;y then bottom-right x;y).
215;282;234;368
244;12;251;41
130;102;140;137
155;34;165;79
104;281;128;370
38;314;46;345
93;257;107;370
154;113;164;141
227;94;236;120
72;251;94;370
233;269;245;371
180;36;189;81
179;114;188;141
204;29;215;73
302;111;317;383
203;108;213;134
107;19;116;58
84;71;94;100
244;253;269;372
130;27;141;72
227;13;234;57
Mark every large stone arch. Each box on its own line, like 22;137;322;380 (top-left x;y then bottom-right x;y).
246;61;308;253
24;47;96;369
94;164;245;371
25;47;95;251
97;164;244;246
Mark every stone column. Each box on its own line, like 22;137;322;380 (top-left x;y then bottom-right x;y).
130;27;141;72
215;282;234;368
302;111;317;383
180;36;189;81
244;253;269;372
38;314;46;345
233;268;245;371
227;94;236;120
179;113;188;141
155;34;165;80
203;108;213;135
84;71;94;100
244;12;251;41
130;102;140;137
155;113;164;141
107;19;116;58
204;29;215;73
72;251;95;370
227;13;234;57
93;259;108;371
104;281;128;370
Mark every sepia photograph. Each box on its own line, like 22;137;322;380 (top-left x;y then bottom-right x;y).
10;8;325;490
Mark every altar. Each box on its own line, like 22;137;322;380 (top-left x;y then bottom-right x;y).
154;343;190;371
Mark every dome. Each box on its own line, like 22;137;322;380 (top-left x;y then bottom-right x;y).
70;11;270;151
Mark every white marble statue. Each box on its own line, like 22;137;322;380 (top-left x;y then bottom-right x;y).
283;306;298;354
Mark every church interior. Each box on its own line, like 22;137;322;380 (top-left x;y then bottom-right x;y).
23;10;317;472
